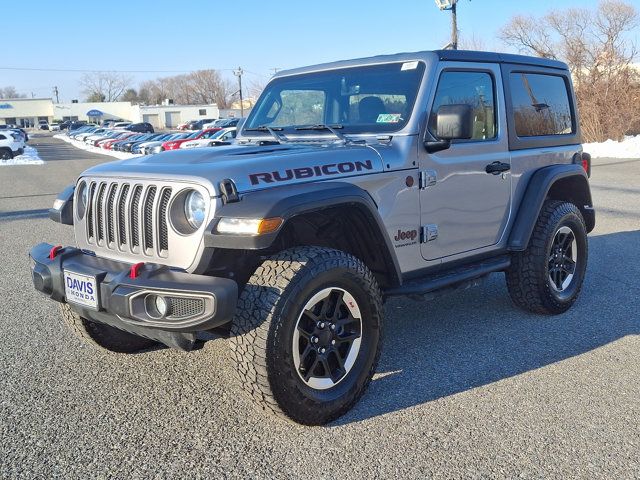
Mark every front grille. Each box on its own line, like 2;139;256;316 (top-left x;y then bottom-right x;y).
76;177;211;270
167;297;205;320
85;180;172;257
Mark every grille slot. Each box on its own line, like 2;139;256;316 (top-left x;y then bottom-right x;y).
131;185;142;248
118;184;130;245
159;188;171;252
106;184;117;244
96;183;107;242
167;297;205;320
144;186;157;250
87;183;96;239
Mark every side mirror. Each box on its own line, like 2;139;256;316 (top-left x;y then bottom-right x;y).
436;104;473;140
424;104;473;153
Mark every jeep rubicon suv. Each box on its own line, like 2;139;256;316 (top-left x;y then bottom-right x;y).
30;50;594;425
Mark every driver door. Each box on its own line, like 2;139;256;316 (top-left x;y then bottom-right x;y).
419;63;511;261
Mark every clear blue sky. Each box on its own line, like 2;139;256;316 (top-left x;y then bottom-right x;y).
1;0;613;101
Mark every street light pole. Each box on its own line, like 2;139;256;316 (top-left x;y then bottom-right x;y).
435;0;459;50
234;67;244;117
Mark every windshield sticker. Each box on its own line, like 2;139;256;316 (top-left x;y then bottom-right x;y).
401;61;419;71
376;113;402;124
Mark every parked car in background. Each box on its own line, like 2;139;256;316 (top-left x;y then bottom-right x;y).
202;118;244;130
50;123;61;131
0;130;25;159
38;120;50;130
111;121;132;129
179;127;237;149
125;122;154;133
162;128;221;150
176;121;191;130
68;121;88;131
138;133;189;155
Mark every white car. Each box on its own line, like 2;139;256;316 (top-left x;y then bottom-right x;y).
111;122;131;129
0;130;26;159
50;123;61;131
179;128;237;149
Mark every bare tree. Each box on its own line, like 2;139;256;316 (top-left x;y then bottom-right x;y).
80;72;132;102
0;86;27;99
500;0;639;142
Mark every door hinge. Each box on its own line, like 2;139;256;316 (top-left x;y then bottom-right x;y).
419;170;437;189
421;224;438;243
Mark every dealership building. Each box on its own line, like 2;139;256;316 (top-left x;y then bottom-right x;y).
0;98;220;129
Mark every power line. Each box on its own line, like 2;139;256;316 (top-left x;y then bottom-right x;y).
0;66;270;77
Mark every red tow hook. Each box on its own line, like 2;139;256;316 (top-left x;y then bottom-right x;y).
49;245;63;260
129;262;145;279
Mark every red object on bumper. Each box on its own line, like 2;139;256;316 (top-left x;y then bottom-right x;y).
129;262;145;279
49;245;63;260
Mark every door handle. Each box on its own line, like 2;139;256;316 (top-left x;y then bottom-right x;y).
485;161;511;175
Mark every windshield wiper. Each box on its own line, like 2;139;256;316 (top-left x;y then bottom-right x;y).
244;125;288;143
294;124;350;144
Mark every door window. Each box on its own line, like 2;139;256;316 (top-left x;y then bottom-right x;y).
430;71;496;141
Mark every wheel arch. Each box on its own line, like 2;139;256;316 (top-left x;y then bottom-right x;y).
508;164;595;251
204;181;402;289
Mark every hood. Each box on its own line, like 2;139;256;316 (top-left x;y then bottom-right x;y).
81;142;384;196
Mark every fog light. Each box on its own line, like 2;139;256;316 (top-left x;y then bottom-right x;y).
145;294;168;319
155;296;168;317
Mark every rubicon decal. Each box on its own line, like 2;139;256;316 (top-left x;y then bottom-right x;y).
249;160;373;185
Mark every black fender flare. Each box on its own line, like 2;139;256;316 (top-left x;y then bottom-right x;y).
49;184;75;225
508;164;595;251
204;181;402;286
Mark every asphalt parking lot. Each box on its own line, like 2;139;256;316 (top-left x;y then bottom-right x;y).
1;134;638;478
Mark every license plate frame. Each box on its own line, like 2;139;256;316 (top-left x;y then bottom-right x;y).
63;270;99;310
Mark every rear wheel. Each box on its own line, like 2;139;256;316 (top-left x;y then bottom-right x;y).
0;148;13;160
59;303;157;353
229;246;383;425
506;200;588;314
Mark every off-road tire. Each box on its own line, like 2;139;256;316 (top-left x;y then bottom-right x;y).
59;303;157;353
0;148;13;160
506;200;588;314
229;246;383;425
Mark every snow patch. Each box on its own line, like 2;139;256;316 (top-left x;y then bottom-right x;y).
0;146;45;166
583;135;640;159
55;134;142;160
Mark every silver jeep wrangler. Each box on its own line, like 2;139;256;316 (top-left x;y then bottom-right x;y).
31;50;595;425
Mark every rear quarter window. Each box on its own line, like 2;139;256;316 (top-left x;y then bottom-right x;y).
509;73;573;137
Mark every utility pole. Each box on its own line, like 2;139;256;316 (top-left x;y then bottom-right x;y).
435;0;459;50
53;86;59;103
233;67;244;117
450;1;458;50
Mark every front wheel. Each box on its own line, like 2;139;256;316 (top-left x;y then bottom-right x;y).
0;148;13;160
506;200;588;314
229;247;383;425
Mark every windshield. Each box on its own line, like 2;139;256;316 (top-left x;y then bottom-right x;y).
244;61;425;135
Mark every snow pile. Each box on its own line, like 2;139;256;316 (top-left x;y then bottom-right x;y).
0;145;45;166
583;135;640;159
54;134;141;160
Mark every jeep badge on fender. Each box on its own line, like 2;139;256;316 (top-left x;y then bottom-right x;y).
30;50;594;426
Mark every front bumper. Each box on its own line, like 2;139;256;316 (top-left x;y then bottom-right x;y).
30;243;238;349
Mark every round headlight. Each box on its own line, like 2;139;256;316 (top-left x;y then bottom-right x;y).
77;182;88;219
184;190;206;229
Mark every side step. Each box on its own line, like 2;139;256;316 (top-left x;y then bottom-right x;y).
384;255;511;298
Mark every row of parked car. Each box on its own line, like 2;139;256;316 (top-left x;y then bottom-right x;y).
176;117;242;131
66;124;238;155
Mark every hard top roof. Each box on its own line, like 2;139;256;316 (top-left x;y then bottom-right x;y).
274;50;568;78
